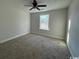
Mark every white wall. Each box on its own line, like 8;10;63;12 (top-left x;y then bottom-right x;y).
30;9;67;39
67;0;79;57
0;0;30;43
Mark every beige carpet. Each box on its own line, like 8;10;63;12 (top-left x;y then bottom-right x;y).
0;34;70;59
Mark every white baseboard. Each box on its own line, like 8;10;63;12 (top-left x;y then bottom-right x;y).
31;32;64;40
0;33;29;44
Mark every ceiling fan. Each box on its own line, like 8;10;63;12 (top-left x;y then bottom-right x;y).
24;0;47;10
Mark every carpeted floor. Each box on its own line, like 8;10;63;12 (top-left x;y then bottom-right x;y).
0;34;70;59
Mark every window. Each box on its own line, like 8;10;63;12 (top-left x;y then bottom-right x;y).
40;15;49;30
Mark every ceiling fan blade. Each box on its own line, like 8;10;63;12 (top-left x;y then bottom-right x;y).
38;5;47;7
36;7;40;10
24;5;32;6
29;7;34;10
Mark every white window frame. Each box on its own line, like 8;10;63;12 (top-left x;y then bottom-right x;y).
39;14;49;30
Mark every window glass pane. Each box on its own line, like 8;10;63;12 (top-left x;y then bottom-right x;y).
40;15;49;30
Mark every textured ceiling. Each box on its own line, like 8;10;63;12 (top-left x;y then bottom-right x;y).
23;0;72;12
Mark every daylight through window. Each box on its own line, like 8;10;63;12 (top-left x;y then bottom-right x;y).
40;15;49;30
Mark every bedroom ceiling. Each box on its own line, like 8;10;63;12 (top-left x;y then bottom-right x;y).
23;0;72;12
